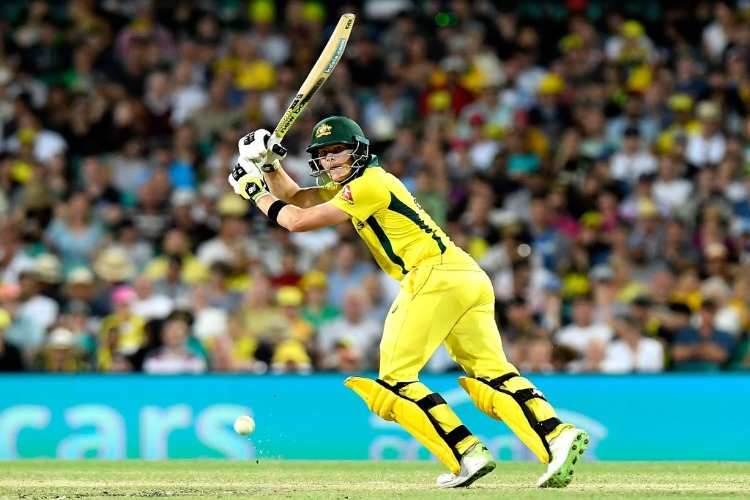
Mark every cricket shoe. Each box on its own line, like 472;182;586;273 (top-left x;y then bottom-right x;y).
436;442;496;488
536;427;589;488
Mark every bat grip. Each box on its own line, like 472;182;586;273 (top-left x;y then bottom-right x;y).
265;134;288;163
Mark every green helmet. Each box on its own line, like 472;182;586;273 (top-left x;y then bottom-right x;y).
306;116;370;184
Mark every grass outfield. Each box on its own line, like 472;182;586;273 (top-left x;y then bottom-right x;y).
1;461;749;499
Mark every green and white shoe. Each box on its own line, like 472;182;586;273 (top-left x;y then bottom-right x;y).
436;442;496;488
536;427;589;488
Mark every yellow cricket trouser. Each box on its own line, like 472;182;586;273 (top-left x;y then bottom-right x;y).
379;254;515;384
365;253;565;466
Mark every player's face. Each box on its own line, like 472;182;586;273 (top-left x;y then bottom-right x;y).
316;144;354;182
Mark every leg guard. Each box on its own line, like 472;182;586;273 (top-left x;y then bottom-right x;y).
345;376;478;474
459;374;568;464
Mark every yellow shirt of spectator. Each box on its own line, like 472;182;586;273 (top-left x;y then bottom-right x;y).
145;254;209;284
98;313;146;371
214;57;276;92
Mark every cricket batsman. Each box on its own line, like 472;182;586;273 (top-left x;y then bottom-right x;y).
228;116;588;488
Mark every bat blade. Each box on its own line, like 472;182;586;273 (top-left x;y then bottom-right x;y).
268;13;356;152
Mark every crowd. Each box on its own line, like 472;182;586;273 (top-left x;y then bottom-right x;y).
1;0;750;375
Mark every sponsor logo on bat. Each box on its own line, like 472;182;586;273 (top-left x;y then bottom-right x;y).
276;79;325;136
324;39;348;74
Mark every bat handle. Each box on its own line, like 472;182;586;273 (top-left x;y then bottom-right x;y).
265;134;288;163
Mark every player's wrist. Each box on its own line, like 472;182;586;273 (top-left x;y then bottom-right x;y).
251;190;272;205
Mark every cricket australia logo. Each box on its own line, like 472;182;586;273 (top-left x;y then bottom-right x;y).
341;184;353;202
316;124;332;138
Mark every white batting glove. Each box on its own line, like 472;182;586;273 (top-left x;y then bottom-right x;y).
238;129;288;173
238;129;270;164
228;159;270;205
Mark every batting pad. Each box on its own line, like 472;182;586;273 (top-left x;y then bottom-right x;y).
459;375;568;464
345;376;477;473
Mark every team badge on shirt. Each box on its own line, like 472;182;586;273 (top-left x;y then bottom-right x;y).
341;184;353;202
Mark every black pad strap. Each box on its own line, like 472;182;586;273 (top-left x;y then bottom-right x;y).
444;425;471;447
416;393;447;412
515;388;548;403
539;417;563;435
388;380;414;392
488;372;518;389
376;379;465;462
475;375;556;456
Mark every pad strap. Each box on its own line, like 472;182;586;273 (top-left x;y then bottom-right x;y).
444;425;472;447
480;374;558;456
539;417;564;435
416;393;447;412
488;372;518;388
377;379;466;462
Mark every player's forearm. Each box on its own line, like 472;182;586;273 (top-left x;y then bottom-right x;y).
264;167;323;208
698;343;729;363
670;344;697;361
263;166;301;202
254;194;328;232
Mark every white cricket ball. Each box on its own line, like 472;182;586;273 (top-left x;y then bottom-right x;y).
233;415;255;436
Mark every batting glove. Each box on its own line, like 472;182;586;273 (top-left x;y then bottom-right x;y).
228;160;270;205
238;129;288;173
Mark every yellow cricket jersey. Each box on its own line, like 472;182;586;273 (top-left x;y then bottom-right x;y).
320;158;463;281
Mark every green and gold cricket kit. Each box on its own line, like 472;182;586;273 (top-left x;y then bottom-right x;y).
321;158;570;472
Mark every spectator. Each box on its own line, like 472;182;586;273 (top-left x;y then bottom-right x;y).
671;299;736;371
0;283;44;365
703;0;735;64
44;192;105;270
58;299;96;366
146;227;209;285
600;314;665;373
515;334;555;374
325;240;375;309
169;189;214;250
196;195;258;267
17;267;59;331
235;276;286;363
97;285;146;370
554;293;613;357
34;327;88;373
143;315;207;374
685;101;727;169
270;336;313;374
91;246;137;317
275;285;314;347
131;274;174;321
110;219;153;273
609;127;658;186
270;247;303;289
0;220;35;285
317;288;381;371
299;270;339;332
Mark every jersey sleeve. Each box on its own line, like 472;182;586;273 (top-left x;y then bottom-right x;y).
328;173;388;221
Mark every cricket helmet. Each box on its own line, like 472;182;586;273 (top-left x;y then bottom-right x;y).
306;116;370;184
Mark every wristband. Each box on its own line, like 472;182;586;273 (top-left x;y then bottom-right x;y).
267;200;289;224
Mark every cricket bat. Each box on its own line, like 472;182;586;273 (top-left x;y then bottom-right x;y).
266;13;356;159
